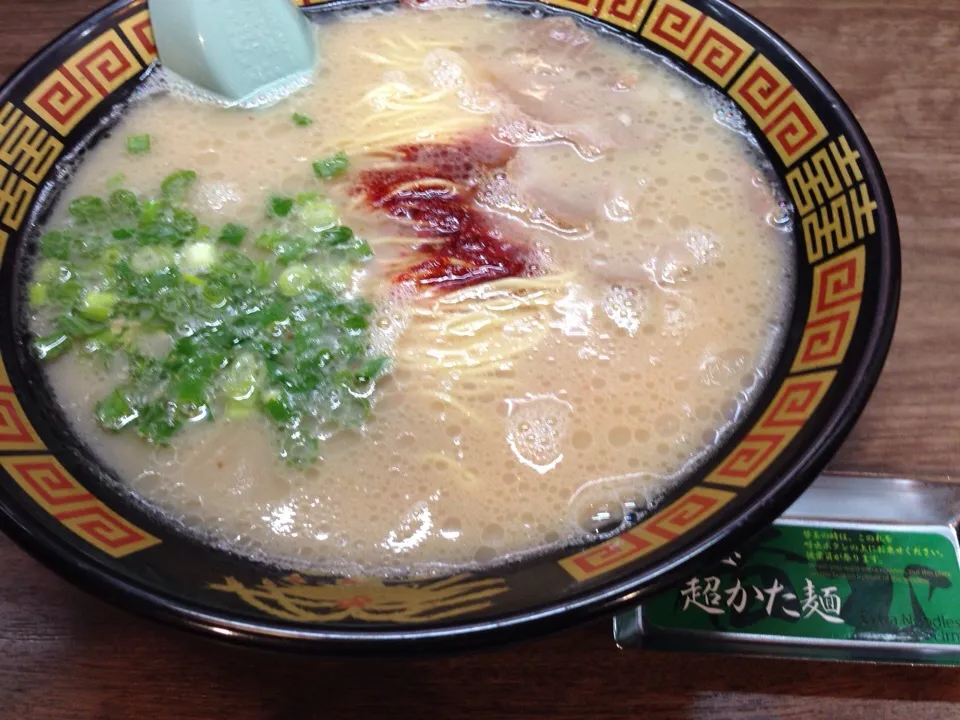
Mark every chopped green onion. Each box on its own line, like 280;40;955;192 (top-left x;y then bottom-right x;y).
35;259;68;283
39;230;72;260
175;374;209;405
173;209;199;236
278;264;312;296
280;429;319;467
68;196;108;224
126;134;151;155
255;232;308;264
138;198;166;225
30;171;390;464
101;247;123;264
344;314;368;332
75;235;105;259
253;260;273;287
160;170;197;202
300;198;337;230
81;329;120;357
262;388;296;423
291;112;313;127
53;279;84;307
312;263;352;290
28;283;48;306
135;400;182;445
344;239;373;262
57;313;107;339
319;225;353;247
273;236;310;264
136;201;181;246
218;223;246;246
202;284;227;307
137;223;180;246
255;230;287;252
96;389;138;430
131;246;175;274
179;242;217;274
221;352;264;400
312;151;349;180
350;298;375;316
78;291;117;322
225;396;255;419
109;189;139;216
355;355;390;384
268;195;294;218
34;332;72;361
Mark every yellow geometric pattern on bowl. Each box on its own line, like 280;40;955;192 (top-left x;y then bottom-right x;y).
705;370;836;488
119;9;157;64
0;455;160;558
0;102;63;233
0;103;63;184
0;355;44;453
25;29;142;136
728;54;828;166
640;0;753;87
0;164;36;232
560;487;736;581
210;573;508;623
792;245;866;373
597;0;653;32
788;135;879;264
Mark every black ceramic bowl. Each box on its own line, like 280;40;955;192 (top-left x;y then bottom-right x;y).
0;0;898;651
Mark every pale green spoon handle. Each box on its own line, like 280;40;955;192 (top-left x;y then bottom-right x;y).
148;0;318;106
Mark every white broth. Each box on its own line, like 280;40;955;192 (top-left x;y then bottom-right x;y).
30;5;792;575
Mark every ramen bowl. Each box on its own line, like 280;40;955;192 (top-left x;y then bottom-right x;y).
0;0;899;651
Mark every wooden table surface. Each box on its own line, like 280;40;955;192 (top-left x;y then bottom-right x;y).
2;0;959;717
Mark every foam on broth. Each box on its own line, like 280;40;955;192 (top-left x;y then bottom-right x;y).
32;5;793;576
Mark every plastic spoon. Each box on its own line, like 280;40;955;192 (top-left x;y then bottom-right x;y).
148;0;318;107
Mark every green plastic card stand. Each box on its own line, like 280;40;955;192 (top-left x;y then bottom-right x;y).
614;474;960;665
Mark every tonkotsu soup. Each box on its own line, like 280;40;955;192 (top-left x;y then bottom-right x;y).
26;3;793;575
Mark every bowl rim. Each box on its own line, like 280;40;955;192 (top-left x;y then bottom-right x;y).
0;0;900;652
